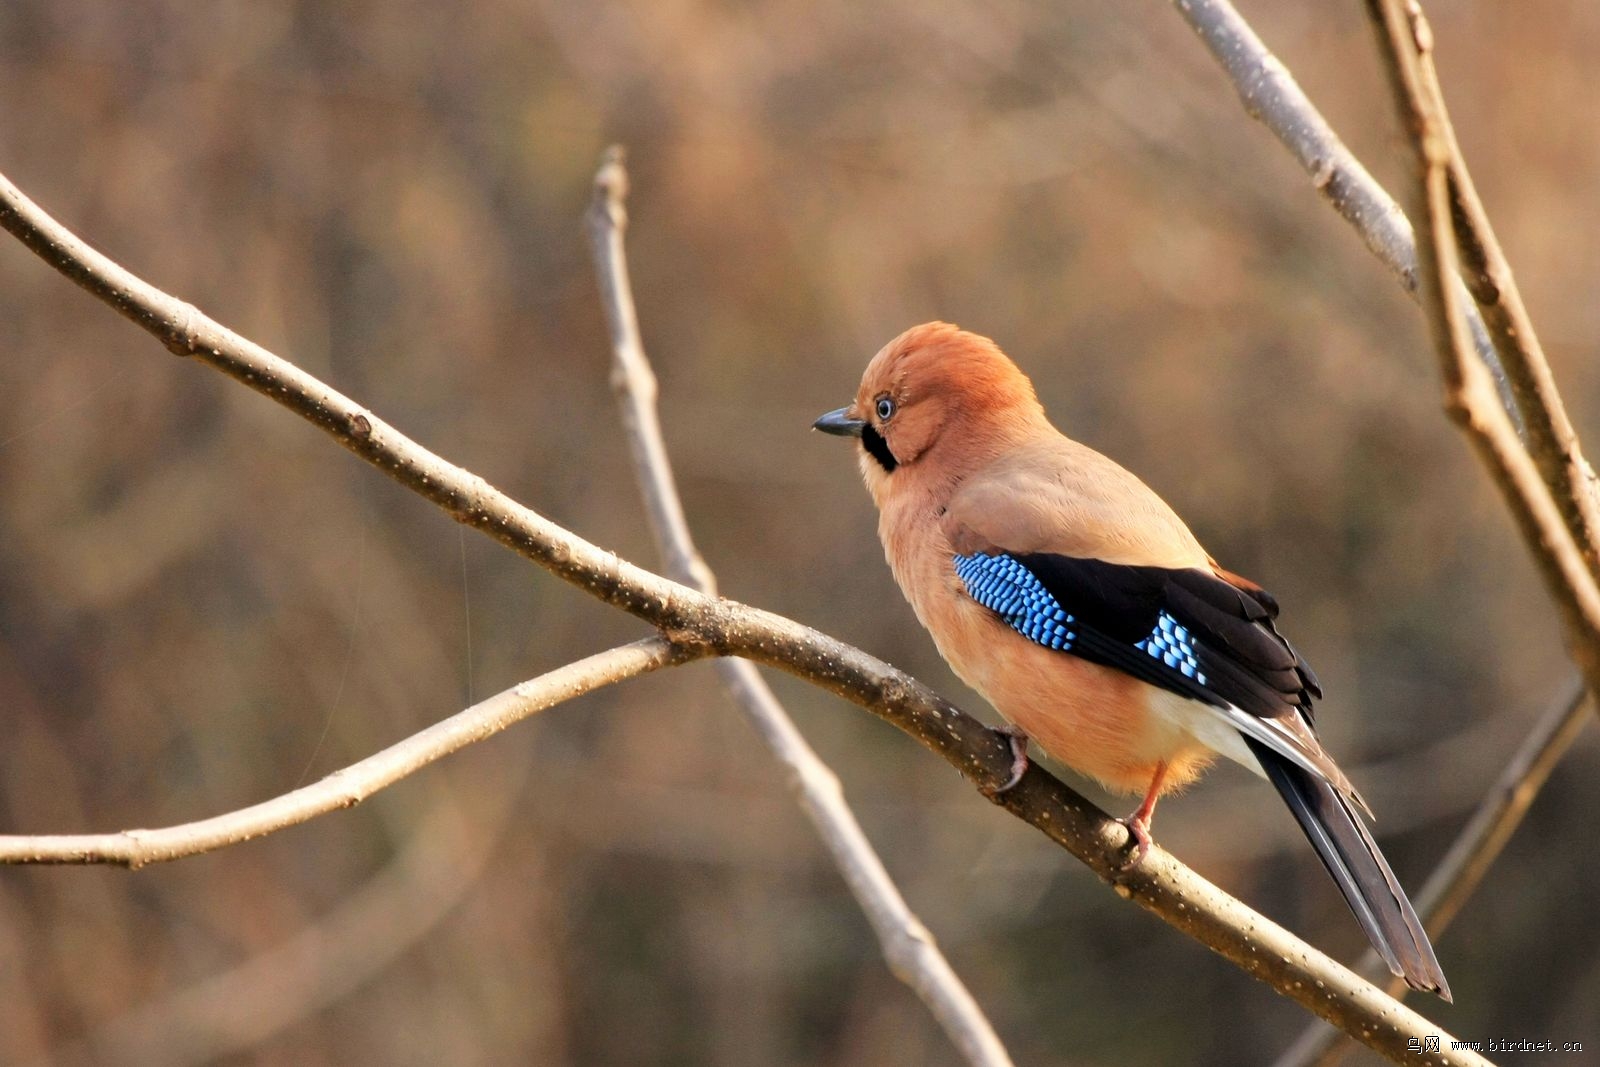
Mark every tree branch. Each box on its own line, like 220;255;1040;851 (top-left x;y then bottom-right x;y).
585;146;1013;1067
1175;0;1600;587
0;638;688;865
1361;0;1600;706
0;169;1485;1064
1437;91;1600;580
1171;0;1506;404
1412;680;1589;938
1273;677;1592;1067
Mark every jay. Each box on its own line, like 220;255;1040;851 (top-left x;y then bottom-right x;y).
815;322;1450;999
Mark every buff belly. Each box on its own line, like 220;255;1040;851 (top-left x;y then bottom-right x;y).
926;595;1224;796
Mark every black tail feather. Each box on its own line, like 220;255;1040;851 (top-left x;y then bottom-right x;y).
1246;738;1452;1002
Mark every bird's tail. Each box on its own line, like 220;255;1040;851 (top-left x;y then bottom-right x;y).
1245;738;1452;1002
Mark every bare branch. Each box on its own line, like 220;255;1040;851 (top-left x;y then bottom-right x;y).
1171;0;1503;394
1437;95;1600;579
1274;678;1592;1067
585;148;719;596
1413;679;1589;933
0;170;1487;1063
585;146;1014;1067
1361;0;1600;705
1175;0;1600;581
0;638;687;865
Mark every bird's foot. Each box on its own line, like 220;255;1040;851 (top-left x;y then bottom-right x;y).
1115;763;1166;870
1114;812;1155;870
980;724;1030;798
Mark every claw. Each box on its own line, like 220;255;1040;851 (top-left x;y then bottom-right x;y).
1115;813;1154;870
982;724;1030;798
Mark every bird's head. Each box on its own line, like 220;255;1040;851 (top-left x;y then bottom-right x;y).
814;322;1045;500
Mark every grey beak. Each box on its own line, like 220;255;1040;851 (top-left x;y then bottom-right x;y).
813;407;866;438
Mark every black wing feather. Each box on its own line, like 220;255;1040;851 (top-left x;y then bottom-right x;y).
1012;553;1318;721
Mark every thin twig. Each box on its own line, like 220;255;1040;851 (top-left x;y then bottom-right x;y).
1175;0;1600;603
1413;679;1589;932
585;146;1014;1067
1435;99;1600;579
1170;0;1510;410
1273;677;1592;1067
1362;0;1600;705
0;170;1485;1064
0;638;686;865
585;151;718;595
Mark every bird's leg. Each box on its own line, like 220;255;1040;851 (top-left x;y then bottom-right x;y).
981;723;1031;797
1116;761;1168;869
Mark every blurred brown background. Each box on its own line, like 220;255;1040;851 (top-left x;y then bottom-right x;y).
2;1;1597;1064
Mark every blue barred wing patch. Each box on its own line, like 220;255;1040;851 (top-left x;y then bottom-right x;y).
954;552;1208;686
953;553;1077;650
1138;613;1207;684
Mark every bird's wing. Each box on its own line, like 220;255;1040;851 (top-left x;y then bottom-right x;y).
940;445;1362;805
949;546;1364;810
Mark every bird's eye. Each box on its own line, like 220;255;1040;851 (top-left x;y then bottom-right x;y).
876;396;896;421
